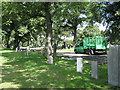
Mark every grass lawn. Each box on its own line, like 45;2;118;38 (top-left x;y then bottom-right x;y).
57;47;74;52
0;48;119;88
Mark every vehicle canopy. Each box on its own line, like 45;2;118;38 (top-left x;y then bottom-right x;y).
77;36;108;50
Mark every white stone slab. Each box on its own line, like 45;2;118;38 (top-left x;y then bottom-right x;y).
77;58;83;73
26;51;29;56
16;47;18;52
91;61;98;79
108;45;120;86
48;56;53;64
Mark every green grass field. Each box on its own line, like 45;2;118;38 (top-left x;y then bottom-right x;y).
0;48;119;88
57;47;74;52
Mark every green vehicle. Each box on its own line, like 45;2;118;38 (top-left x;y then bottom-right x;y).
74;37;108;55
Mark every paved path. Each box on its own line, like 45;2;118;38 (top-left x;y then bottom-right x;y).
56;51;107;65
18;47;42;52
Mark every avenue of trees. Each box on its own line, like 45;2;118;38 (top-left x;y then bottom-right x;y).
1;2;120;58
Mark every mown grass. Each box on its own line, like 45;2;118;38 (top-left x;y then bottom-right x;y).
57;47;74;52
0;48;119;88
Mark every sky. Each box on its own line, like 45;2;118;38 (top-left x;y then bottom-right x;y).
77;22;107;31
99;23;106;31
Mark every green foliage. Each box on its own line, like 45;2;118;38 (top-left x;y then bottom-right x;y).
17;26;28;37
85;3;103;24
102;2;120;45
67;40;73;44
2;2;46;48
0;29;2;44
77;25;102;41
83;25;102;37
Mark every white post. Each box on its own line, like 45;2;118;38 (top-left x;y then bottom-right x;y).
77;58;83;73
107;51;109;55
26;46;30;56
16;47;18;52
108;45;120;86
91;61;98;79
27;50;29;56
48;56;53;64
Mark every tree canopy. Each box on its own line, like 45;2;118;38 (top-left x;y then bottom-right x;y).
1;2;120;58
101;2;120;44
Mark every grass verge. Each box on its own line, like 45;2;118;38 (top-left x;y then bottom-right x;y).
0;49;119;88
57;47;74;52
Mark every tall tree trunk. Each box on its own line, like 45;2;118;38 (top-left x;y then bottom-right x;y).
53;40;59;57
13;38;20;50
73;26;77;45
40;40;43;46
73;18;77;45
53;40;57;58
63;42;66;49
27;40;29;46
6;38;10;48
13;31;21;50
6;22;14;48
6;31;12;48
22;42;24;47
44;3;52;57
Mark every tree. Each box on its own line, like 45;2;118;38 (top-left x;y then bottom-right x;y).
102;2;120;44
58;2;103;45
44;2;53;57
59;2;87;45
76;25;102;42
2;2;19;48
83;25;102;37
2;2;46;49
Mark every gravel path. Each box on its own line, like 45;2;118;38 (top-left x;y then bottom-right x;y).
56;51;107;65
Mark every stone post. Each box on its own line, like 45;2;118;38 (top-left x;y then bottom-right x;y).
16;47;18;52
77;58;83;73
26;46;30;56
91;61;98;79
48;56;53;64
108;45;120;86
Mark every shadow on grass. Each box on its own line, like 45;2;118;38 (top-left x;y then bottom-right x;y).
1;50;118;88
0;48;14;50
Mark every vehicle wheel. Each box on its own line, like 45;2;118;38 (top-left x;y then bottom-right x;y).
93;50;96;55
88;50;91;55
91;50;95;55
89;49;94;55
74;49;78;54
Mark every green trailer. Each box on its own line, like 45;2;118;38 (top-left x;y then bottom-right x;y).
74;37;108;55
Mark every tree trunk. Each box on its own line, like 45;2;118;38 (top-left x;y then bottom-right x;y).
13;32;21;50
73;18;77;45
40;40;43;46
6;39;10;48
18;40;20;50
27;40;29;46
6;31;12;48
13;38;20;50
63;42;66;49
53;40;57;58
22;42;24;47
44;3;52;57
73;27;77;44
